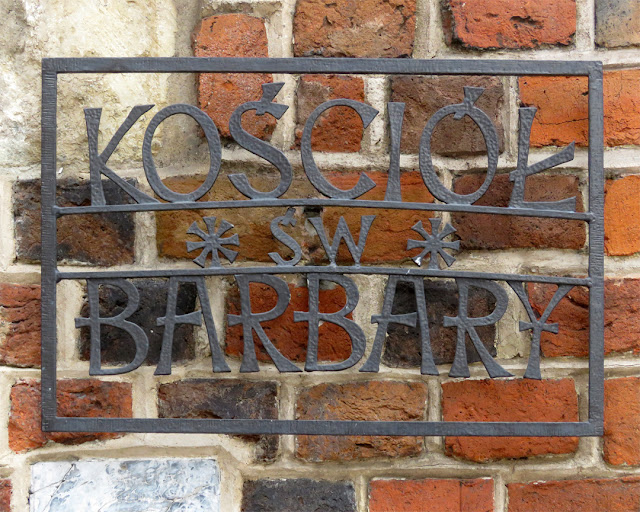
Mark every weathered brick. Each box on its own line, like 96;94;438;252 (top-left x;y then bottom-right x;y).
157;379;278;462
382;280;497;368
14;179;135;266
0;283;41;368
0;481;10;512
296;381;427;461
9;380;132;453
604;377;640;466
193;14;274;140
242;479;357;512
155;174;313;263
225;281;352;364
519;70;640;147
508;477;640;512
605;176;640;256
369;478;493;512
443;0;575;49
390;76;505;155
78;279;197;367
308;171;435;264
596;0;640;48
294;75;365;152
293;0;416;58
452;174;585;250
442;379;579;462
528;279;640;357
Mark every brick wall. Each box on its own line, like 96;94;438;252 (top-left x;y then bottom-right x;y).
2;0;640;511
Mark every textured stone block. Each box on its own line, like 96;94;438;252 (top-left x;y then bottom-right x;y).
294;75;365;152
452;174;585;250
242;479;356;512
596;0;640;48
30;459;220;512
508;477;640;512
443;379;579;462
193;14;274;140
390;76;505;155
443;0;576;49
9;380;132;453
14;179;135;266
0;283;41;368
293;0;416;58
369;478;493;512
78;279;197;366
382;280;497;368
296;381;427;461
158;379;279;462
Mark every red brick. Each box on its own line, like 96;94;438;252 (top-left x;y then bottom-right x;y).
293;0;416;58
193;14;274;140
225;281;352;363
442;379;579;462
604;377;640;466
294;75;365;152
528;279;640;357
451;174;585;250
390;75;505;155
369;478;493;512
310;171;434;264
0;283;41;367
9;380;132;453
155;174;313;263
296;381;427;461
443;0;576;49
605;176;640;256
0;481;10;512
508;477;640;512
519;70;640;147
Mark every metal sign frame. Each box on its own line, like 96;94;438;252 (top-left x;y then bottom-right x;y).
41;57;604;436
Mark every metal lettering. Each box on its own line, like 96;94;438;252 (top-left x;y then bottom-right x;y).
268;208;302;266
309;215;375;266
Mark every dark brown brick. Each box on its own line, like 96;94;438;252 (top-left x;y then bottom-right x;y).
158;379;279;462
452;174;585;250
242;479;357;511
382;280;497;368
296;381;427;461
78;279;197;367
14;179;135;266
390;76;505;155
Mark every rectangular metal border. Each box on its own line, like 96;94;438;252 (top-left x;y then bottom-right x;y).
41;57;604;436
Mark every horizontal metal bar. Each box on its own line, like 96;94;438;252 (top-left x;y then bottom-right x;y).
47;417;597;436
55;200;594;221
44;57;598;76
57;266;590;286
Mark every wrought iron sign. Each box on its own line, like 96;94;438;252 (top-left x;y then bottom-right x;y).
41;58;604;437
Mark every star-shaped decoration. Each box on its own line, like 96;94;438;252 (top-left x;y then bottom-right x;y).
186;216;239;268
406;218;460;269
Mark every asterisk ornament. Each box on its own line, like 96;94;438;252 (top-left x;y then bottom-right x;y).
186;216;239;268
407;218;460;269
